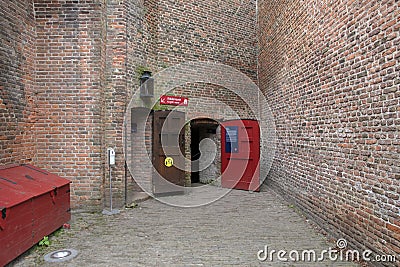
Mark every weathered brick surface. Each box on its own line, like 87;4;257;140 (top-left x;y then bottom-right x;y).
115;0;259;206
0;0;36;165
1;0;399;263
258;0;400;261
33;0;105;207
154;0;258;81
0;0;258;209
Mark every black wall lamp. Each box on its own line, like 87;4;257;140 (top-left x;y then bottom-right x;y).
139;70;154;99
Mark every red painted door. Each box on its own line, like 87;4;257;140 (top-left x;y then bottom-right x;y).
221;120;260;191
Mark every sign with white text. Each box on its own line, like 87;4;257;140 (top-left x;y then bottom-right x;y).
160;95;188;106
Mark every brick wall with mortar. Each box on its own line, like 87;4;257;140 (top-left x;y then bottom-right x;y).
122;0;259;202
0;0;149;209
1;0;258;208
109;0;159;207
0;0;36;166
258;0;400;259
2;0;399;260
153;0;258;81
102;0;129;208
33;0;105;207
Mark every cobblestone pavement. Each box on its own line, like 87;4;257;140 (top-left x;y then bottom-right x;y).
10;186;360;267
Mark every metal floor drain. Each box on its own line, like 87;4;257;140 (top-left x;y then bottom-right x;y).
44;249;78;263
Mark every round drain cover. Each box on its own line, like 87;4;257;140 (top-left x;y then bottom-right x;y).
44;249;78;263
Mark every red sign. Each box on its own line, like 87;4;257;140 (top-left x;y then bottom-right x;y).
160;95;188;106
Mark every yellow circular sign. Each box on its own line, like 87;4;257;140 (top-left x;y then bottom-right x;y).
165;157;174;167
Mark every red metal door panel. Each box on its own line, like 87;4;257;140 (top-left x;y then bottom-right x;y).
221;120;260;191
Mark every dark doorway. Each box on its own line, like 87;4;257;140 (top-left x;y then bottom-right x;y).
191;124;200;183
152;110;186;196
190;119;219;185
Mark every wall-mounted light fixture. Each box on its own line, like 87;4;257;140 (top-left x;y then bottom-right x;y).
140;70;154;99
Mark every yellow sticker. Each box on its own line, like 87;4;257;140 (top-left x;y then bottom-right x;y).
165;157;174;167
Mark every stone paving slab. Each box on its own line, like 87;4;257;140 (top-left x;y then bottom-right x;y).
10;187;361;266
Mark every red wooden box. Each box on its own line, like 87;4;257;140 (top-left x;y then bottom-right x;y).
0;164;71;266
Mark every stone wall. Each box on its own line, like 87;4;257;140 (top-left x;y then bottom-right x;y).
198;125;221;185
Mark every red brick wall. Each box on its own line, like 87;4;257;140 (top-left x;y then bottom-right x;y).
154;0;258;81
0;0;36;165
120;0;259;205
258;0;400;258
102;0;129;207
2;2;399;260
0;0;259;209
33;0;105;207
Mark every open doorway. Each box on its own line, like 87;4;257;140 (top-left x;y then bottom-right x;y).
190;119;220;186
